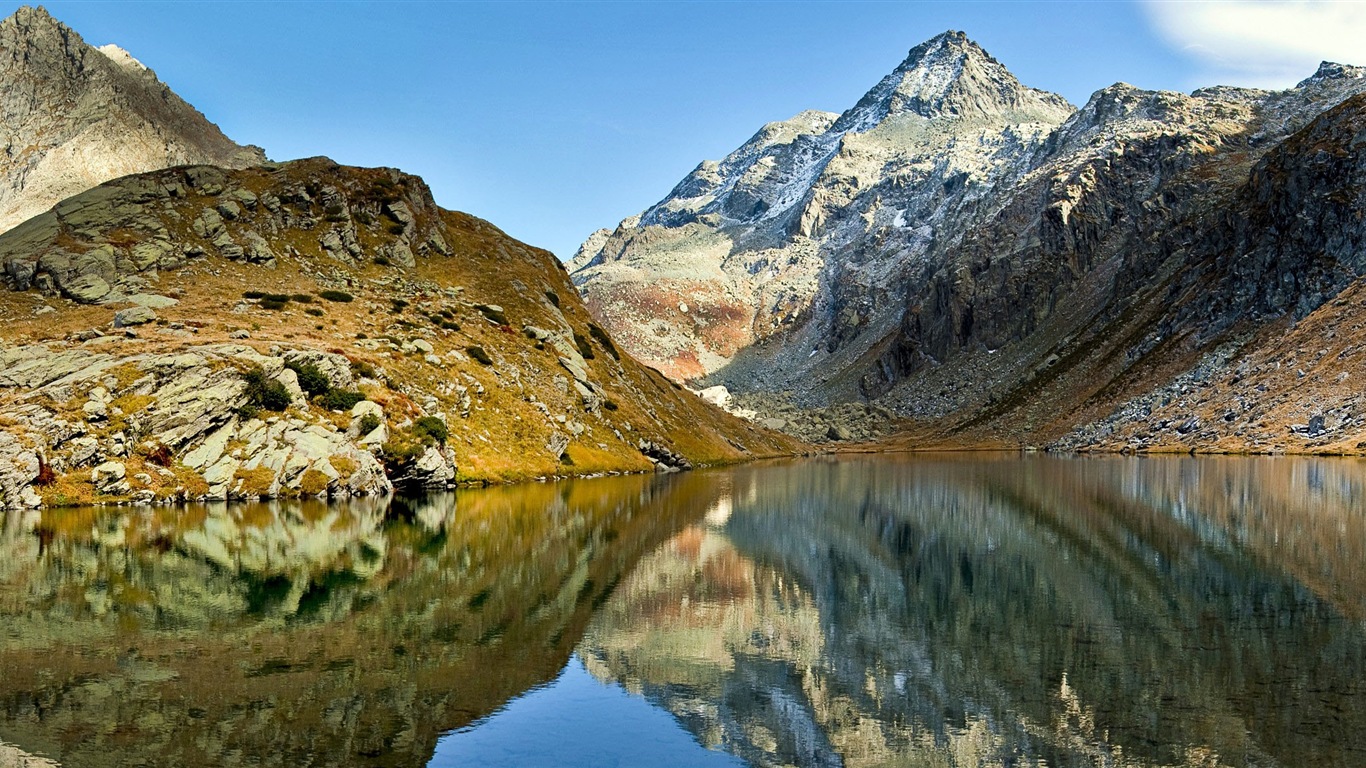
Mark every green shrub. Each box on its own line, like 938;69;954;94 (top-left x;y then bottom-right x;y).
467;346;492;365
413;416;448;444
286;361;331;397
260;298;288;311
320;389;366;411
263;293;290;303
351;359;378;379
242;290;266;300
305;307;325;317
292;294;314;303
319;290;354;303
241;367;291;412
357;413;382;435
381;438;423;465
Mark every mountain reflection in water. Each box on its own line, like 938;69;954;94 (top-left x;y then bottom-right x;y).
1;455;1365;767
575;456;1366;768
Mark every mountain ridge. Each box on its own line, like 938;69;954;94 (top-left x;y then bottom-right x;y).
0;5;265;234
570;31;1366;451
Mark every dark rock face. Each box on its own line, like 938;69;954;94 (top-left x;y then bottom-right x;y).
867;86;1366;440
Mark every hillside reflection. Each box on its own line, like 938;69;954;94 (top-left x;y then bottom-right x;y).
3;456;1365;767
579;455;1366;768
0;473;721;768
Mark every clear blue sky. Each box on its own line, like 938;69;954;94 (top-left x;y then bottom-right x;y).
6;2;1357;258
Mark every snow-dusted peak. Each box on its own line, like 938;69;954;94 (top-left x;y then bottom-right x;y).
1297;61;1366;89
832;30;1071;132
732;109;839;161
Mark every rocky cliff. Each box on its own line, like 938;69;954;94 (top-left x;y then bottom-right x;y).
0;6;265;234
0;158;799;510
572;32;1366;452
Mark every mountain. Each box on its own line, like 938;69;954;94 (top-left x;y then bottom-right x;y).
0;6;264;234
571;32;1366;452
0;158;799;509
570;31;1071;385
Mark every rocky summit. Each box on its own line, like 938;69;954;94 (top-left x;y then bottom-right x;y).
0;158;799;510
572;31;1366;453
0;6;264;235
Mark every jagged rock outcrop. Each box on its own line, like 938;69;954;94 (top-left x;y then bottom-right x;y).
0;342;391;506
572;31;1366;450
0;6;264;235
0;158;801;508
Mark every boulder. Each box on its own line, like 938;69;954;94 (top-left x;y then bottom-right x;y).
113;306;157;327
90;461;127;492
64;274;112;303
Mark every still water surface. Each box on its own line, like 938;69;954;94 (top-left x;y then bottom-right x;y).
2;454;1365;767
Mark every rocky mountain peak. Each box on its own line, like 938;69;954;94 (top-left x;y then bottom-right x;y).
832;30;1072;131
2;4;59;32
1298;61;1366;88
0;6;265;235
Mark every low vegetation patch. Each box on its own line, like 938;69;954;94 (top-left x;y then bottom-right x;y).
320;389;366;411
413;416;448;444
240;367;291;414
113;393;154;414
286;361;331;397
329;455;358;477
381;417;448;467
357;413;382;435
318;290;354;303
234;467;276;497
299;468;331;496
42;473;95;507
108;363;145;390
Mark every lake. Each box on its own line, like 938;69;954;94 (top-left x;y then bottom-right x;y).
2;454;1365;767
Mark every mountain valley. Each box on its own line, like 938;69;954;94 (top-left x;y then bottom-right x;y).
572;32;1366;453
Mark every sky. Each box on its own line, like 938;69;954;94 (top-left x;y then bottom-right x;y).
7;1;1364;259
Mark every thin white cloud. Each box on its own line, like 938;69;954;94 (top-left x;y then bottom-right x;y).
1142;0;1366;89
